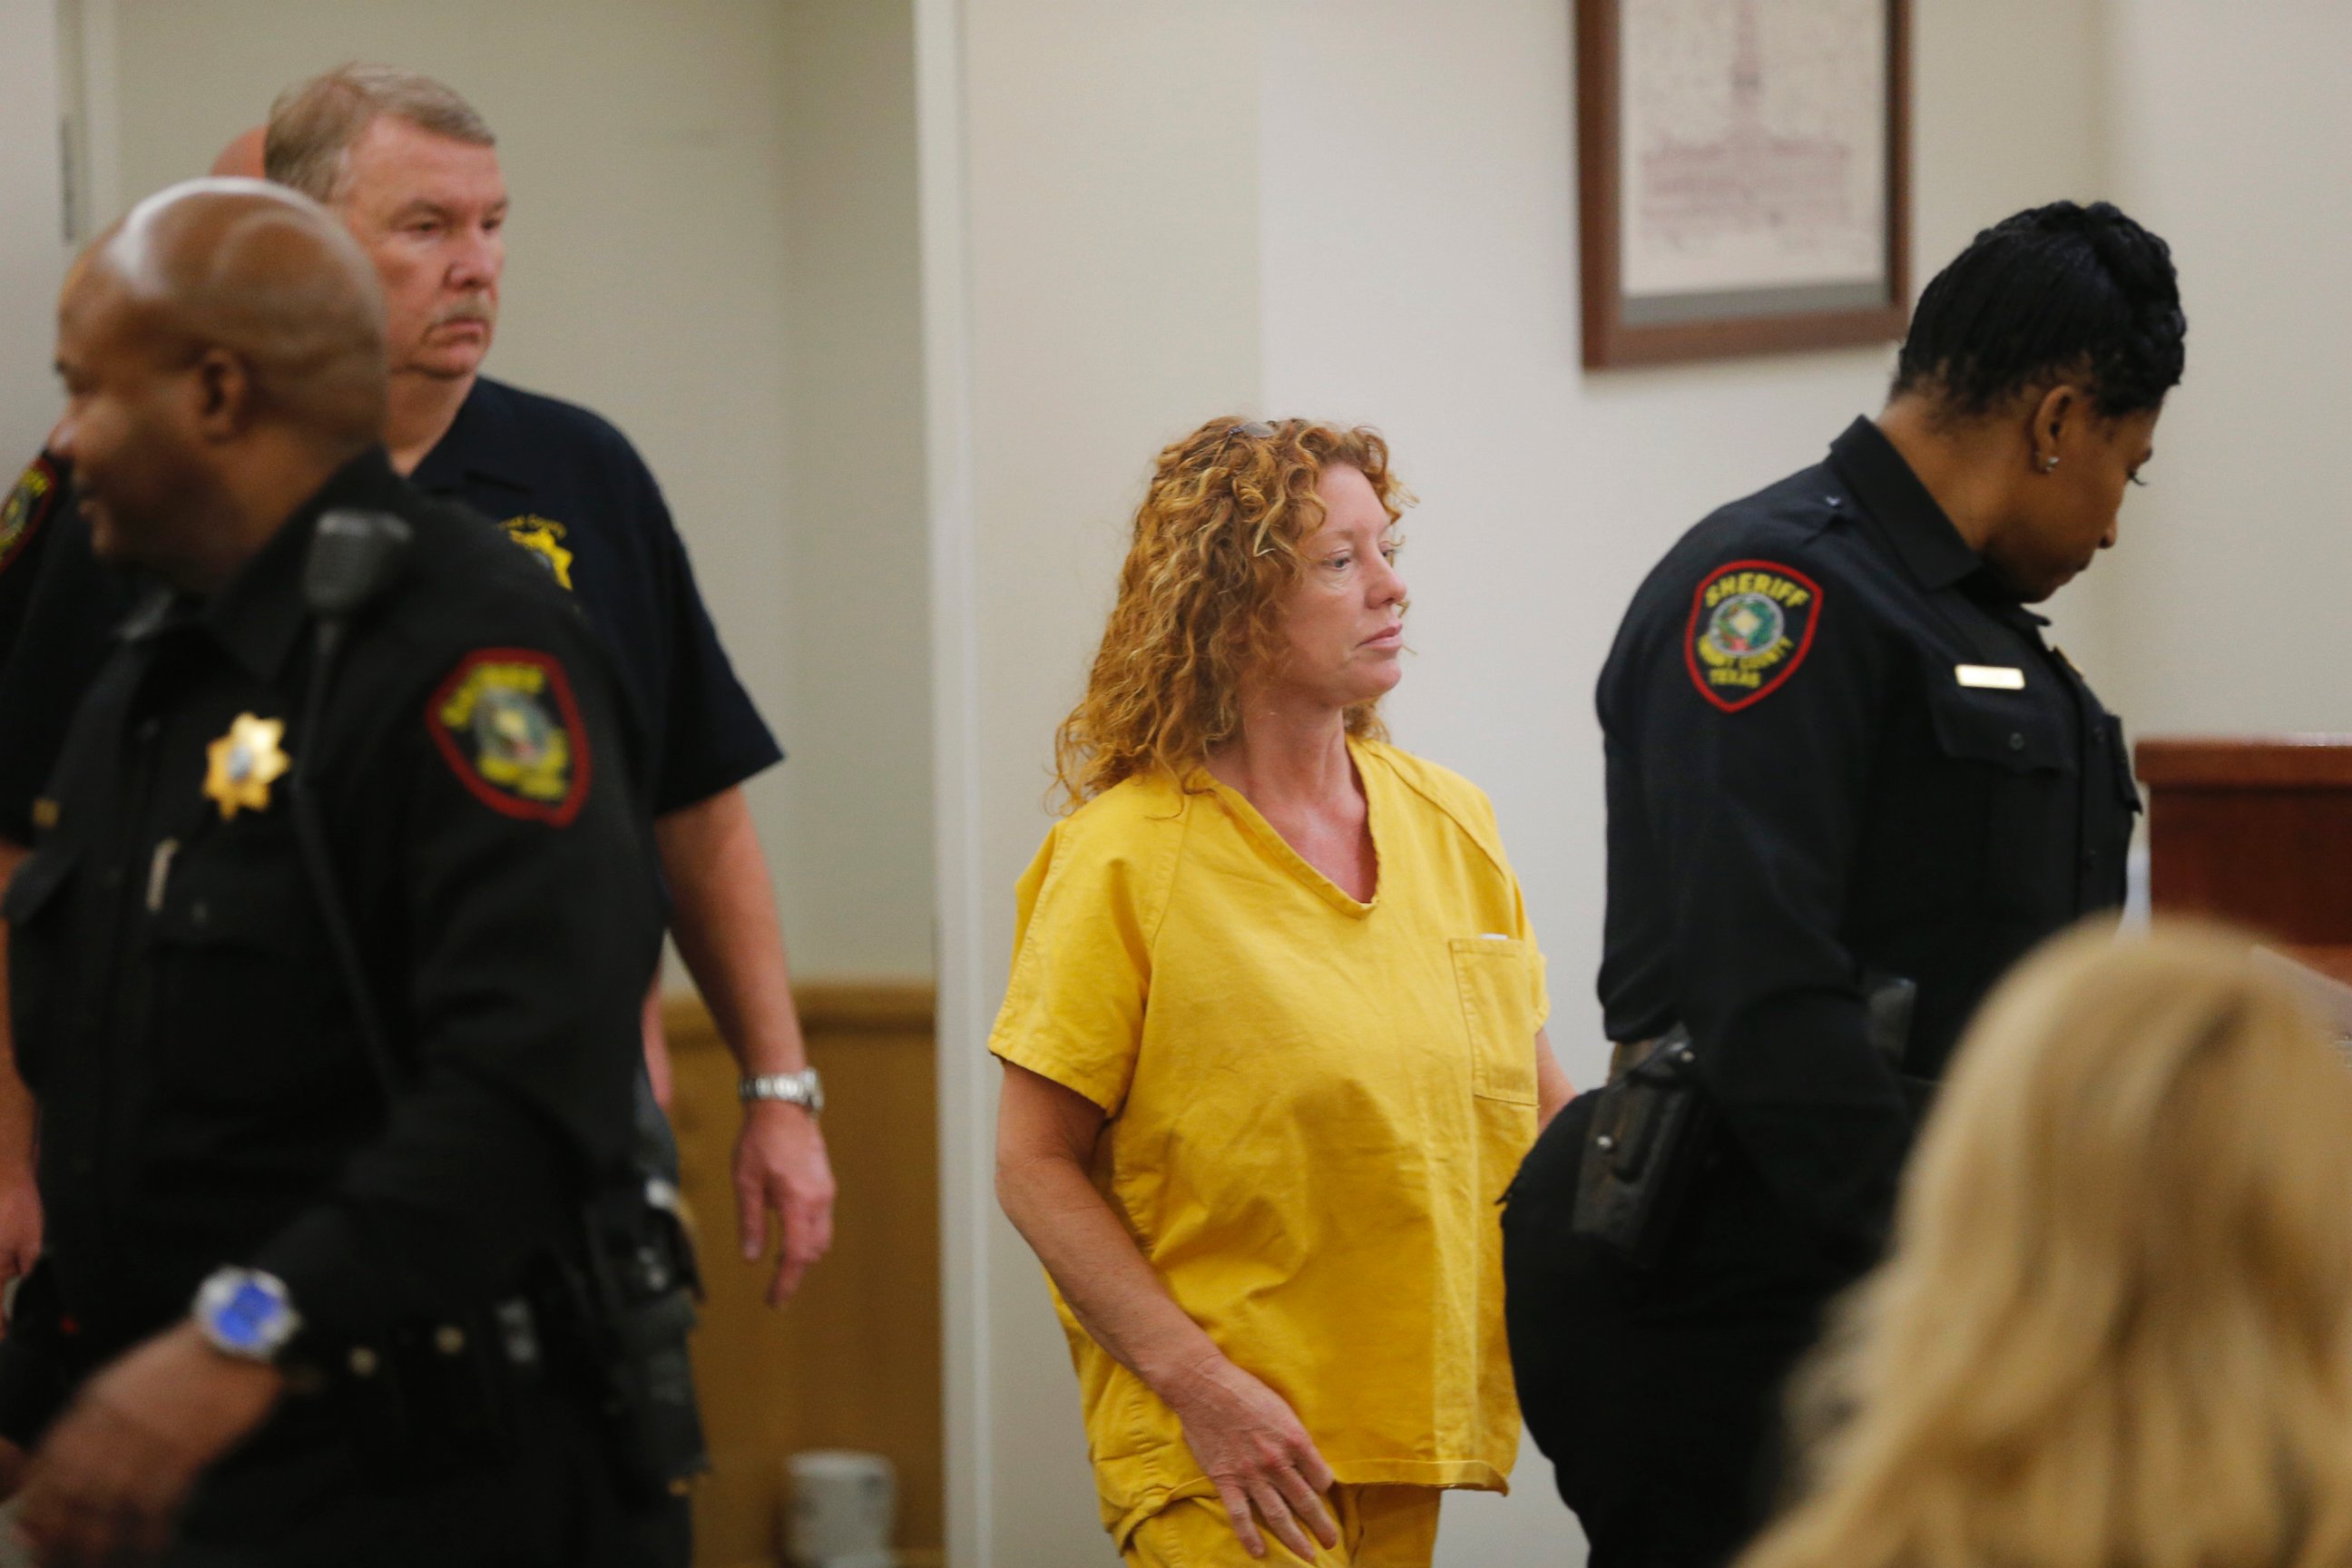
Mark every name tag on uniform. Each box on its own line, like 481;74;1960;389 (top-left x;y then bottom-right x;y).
1955;664;2026;691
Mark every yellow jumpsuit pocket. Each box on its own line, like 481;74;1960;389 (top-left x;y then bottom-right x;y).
1450;936;1538;1105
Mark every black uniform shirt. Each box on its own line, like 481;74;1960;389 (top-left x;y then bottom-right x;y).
0;456;129;847
0;448;662;1386
408;377;782;815
1596;417;2140;1263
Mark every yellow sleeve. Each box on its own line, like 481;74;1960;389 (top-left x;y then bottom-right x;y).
986;814;1161;1115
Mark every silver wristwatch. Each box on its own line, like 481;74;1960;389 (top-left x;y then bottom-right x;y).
738;1067;824;1115
192;1267;303;1364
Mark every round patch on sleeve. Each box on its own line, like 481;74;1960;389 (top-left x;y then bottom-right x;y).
0;455;64;578
1684;560;1823;711
426;649;592;825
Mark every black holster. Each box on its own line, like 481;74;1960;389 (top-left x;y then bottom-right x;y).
1567;975;1918;1269
1569;1026;1713;1269
548;1179;710;1504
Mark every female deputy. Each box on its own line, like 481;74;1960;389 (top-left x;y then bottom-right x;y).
991;418;1573;1567
1505;201;2187;1568
1743;922;2352;1568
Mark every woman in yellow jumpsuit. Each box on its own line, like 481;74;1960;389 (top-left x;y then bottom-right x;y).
992;417;1573;1566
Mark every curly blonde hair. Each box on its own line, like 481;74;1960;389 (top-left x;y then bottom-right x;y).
1052;416;1410;808
1743;920;2352;1568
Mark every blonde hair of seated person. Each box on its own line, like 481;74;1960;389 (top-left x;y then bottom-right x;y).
1741;920;2352;1568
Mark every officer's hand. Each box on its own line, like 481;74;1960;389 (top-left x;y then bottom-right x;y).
1161;1353;1340;1562
735;1102;836;1308
15;1323;280;1566
0;1167;44;1284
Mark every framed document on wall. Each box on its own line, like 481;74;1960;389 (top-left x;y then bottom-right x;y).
1577;0;1910;368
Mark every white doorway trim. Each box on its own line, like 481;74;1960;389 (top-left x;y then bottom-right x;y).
914;0;991;1562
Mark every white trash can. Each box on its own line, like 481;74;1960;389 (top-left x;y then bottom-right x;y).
785;1448;896;1568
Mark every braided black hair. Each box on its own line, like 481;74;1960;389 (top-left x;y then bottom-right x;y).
1894;201;2186;420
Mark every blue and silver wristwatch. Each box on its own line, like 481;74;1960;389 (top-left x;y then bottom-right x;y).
191;1267;303;1364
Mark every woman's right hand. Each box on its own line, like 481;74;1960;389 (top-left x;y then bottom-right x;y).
995;1064;1340;1560
1161;1353;1342;1562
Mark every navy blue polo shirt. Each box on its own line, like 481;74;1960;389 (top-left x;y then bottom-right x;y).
408;377;781;816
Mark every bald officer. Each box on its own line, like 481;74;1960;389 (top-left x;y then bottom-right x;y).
0;66;832;1309
4;181;676;1565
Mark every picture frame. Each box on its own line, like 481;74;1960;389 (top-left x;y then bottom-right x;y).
1577;0;1911;368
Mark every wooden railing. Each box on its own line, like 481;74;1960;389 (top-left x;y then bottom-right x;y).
2137;737;2352;986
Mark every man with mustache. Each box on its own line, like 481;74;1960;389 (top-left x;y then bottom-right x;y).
0;65;834;1312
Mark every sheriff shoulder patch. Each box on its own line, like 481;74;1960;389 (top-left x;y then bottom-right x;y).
0;455;64;579
427;649;591;824
1684;559;1823;711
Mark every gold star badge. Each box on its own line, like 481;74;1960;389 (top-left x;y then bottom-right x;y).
203;713;290;820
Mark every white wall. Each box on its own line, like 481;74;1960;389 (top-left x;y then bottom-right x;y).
91;0;932;977
0;0;63;456
931;2;2112;1563
2083;0;2352;734
775;0;936;977
930;3;1264;1562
